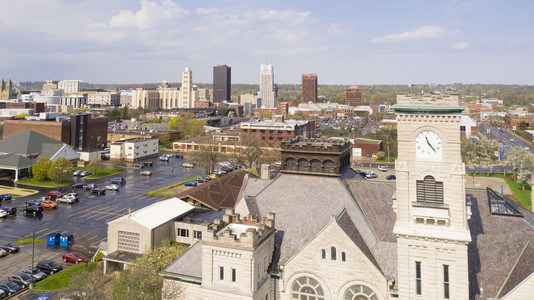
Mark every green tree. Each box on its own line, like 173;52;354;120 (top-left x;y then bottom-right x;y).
14;113;30;119
158;133;170;145
517;152;534;191
112;240;186;300
48;157;74;183
32;157;52;181
502;146;528;180
120;105;130;120
88;160;105;177
188;119;206;138
109;109;121;121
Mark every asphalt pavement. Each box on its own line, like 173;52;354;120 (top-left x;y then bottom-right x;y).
0;154;204;280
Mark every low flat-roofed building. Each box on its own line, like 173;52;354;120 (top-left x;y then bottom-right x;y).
240;118;316;147
110;138;158;162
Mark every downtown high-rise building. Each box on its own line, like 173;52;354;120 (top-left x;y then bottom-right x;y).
301;73;317;103
258;63;277;108
213;65;231;102
345;86;362;106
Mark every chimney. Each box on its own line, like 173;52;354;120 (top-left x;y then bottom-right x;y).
261;164;271;180
273;115;284;123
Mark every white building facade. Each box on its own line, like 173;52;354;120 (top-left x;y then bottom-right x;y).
258;64;277;108
110;138;158;162
58;80;89;93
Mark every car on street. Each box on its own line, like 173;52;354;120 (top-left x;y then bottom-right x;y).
105;184;120;191
91;188;106;195
0;209;8;218
26;199;43;207
214;169;226;175
143;161;153;167
182;163;194;168
365;172;378;179
62;252;86;264
101;154;110;160
196;177;209;183
0;280;22;296
72;183;86;189
36;260;63;274
21;267;46;281
175;153;183;159
41;199;58;209
1;207;16;215
140;170;152;176
23;206;43;216
0;242;20;253
0;249;6;257
84;184;97;190
66;193;79;200
159;155;169;162
184;181;197;187
377;165;388;172
47;191;64;199
0;289;5;299
0;193;12;202
220;167;231;173
109;177;126;184
56;195;77;204
8;272;35;288
79;171;92;177
72;170;82;176
207;174;217;179
386;174;396;180
132;164;144;168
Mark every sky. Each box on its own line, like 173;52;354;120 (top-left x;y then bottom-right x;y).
0;0;533;85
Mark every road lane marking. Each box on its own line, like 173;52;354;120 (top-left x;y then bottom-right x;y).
25;227;50;238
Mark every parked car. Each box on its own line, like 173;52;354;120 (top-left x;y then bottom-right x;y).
109;177;126;184
66;193;79;200
0;280;22;296
62;252;86;264
71;183;86;189
1;207;16;215
47;191;63;199
386;174;396;180
143;161;153;167
21;267;46;281
0;209;7;218
175;153;184;159
196;177;209;183
377;165;388;172
140;170;152;176
132;164;144;168
184;181;197;187
365;172;378;179
182;163;194;168
79;171;92;177
105;184;120;191
159;156;169;162
36;260;63;275
91;188;106;195
8;272;35;288
0;249;6;258
101;154;110;160
23;206;43;216
0;194;12;202
207;174;217;179
0;289;5;299
41;199;58;209
56;195;77;204
38;196;49;202
72;170;82;176
220;167;231;173
214;169;226;175
0;242;20;253
26;199;43;207
84;184;97;190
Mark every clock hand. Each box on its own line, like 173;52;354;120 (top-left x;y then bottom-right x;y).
425;136;436;152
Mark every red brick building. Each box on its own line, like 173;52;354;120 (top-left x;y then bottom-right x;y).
302;73;317;103
240;118;316;147
504;114;534;128
345;87;362;107
4;113;108;150
350;138;382;161
0;102;45;114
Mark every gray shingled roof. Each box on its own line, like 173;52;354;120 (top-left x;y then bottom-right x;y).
0;130;67;169
162;242;202;279
497;239;534;298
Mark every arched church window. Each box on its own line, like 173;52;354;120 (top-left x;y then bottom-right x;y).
342;252;346;262
321;249;326;259
416;175;444;204
343;284;379;300
331;247;337;260
311;160;321;172
291;276;325;300
298;159;309;171
286;158;297;170
324;161;335;173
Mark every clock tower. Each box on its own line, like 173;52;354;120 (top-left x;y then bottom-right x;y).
393;94;470;299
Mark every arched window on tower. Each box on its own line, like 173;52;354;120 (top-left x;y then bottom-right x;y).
321;249;326;259
416;175;444;204
331;247;337;260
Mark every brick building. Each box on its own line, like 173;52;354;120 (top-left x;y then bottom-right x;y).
0;102;45;114
3;113;108;150
240;118;316;147
504;114;534;128
301;73;317;103
345;86;362;106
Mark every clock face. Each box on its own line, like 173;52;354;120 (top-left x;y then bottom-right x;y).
415;130;442;158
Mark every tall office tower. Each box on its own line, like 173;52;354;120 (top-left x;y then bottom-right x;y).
258;64;277;108
301;73;317;103
345;86;362;106
213;65;231;102
58;80;89;93
180;68;194;108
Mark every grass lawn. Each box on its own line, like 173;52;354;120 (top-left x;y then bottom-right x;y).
74;167;124;178
145;175;205;197
17;179;74;187
33;262;97;291
14;237;46;245
1;186;13;189
505;177;532;210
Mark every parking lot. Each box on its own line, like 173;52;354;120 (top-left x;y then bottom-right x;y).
0;154;204;279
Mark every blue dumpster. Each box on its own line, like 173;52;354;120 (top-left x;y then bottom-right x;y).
46;233;60;246
59;235;74;247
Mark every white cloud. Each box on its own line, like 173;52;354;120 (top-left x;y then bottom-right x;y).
507;38;528;45
452;42;470;49
370;26;447;43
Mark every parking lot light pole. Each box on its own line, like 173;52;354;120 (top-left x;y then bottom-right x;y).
26;152;40;183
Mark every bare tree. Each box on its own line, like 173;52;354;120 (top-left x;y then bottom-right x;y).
189;144;221;174
57;263;118;300
237;136;263;169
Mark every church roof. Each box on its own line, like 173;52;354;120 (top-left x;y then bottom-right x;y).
496;239;534;298
162;242;202;280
